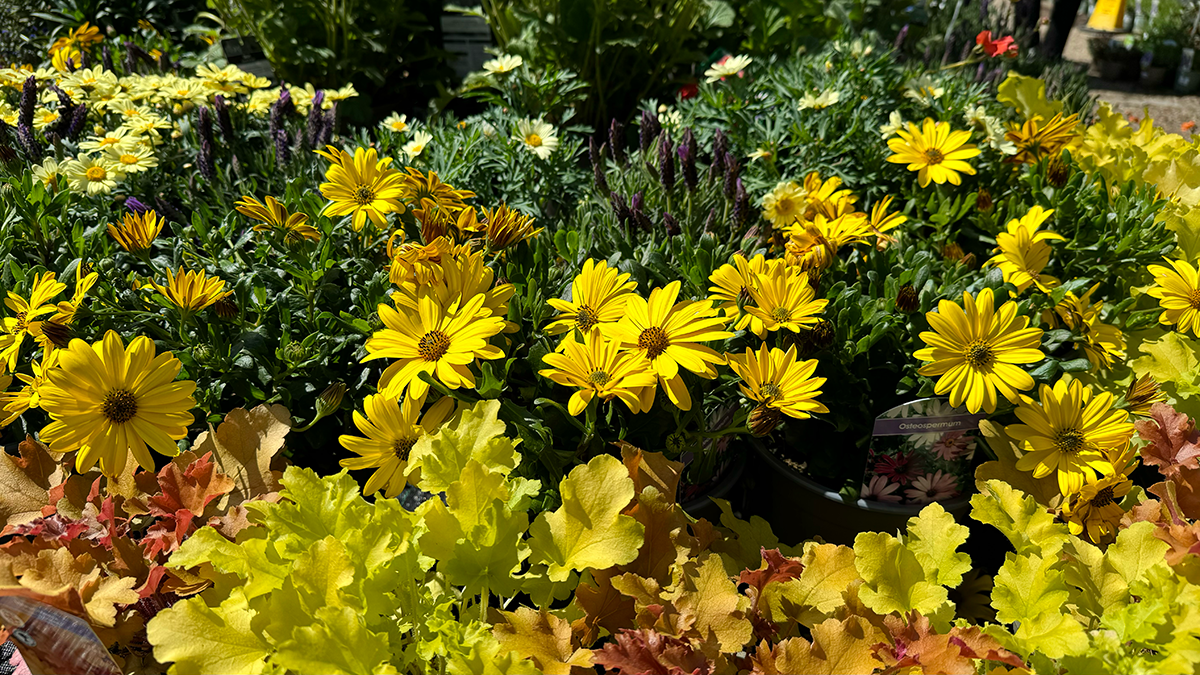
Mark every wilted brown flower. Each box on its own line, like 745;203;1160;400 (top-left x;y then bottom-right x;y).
896;284;919;313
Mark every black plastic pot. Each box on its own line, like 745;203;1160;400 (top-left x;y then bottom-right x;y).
748;440;971;546
681;452;746;522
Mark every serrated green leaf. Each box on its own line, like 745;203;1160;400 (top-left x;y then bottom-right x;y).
905;503;971;587
853;531;947;615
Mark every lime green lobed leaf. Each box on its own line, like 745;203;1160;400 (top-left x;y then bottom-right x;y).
905;503;970;587
410;400;521;493
853;531;947;616
147;589;272;675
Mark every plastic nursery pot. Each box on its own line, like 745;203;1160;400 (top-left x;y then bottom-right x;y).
681;451;746;522
748;439;971;546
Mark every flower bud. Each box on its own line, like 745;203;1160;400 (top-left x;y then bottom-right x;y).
975;188;993;212
810;319;835;350
316;382;346;418
1046;156;1069;188
214;295;238;319
662;212;680;237
589;137;608;193
749;404;782;436
608;119;626;166
896;284;919;313
658;131;675;192
40;320;71;349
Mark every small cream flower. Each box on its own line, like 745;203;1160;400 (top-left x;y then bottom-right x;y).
65;156;120;195
879;111;905;139
79;127;142;154
904;75;945;106
515;118;558;160
798;90;841;110
704;54;752;83
747;148;772;162
32;158;63;190
380;112;408;134
107;145;159;175
483;54;523;74
403;130;433;160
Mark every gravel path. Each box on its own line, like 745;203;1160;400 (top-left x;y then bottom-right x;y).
1061;16;1199;136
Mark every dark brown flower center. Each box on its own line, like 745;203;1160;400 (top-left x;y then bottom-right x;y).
964;340;994;369
924;148;944;164
1091;485;1116;507
574;305;600;332
1188;288;1200;310
417;330;451;361
638;326;670;359
102;389;138;423
1054;428;1086;455
393;437;417;461
354;185;376;205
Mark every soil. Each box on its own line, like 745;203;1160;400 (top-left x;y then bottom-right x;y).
1059;14;1200;136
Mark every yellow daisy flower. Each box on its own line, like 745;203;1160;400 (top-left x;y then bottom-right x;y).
1061;472;1131;543
479;204;542;251
0;272;67;372
1147;258;1200;336
984;206;1064;293
38;330;195;477
1005;113;1080;166
745;264;828;334
886;118;981;187
913;288;1044;414
152;267;234;315
482;54;523;74
339;393;455;498
727;343;828;420
0;350;59;426
1009;378;1132;495
538;332;657;415
364;294;506;400
600;281;732;411
316;145;406;231
106;145;158;175
235;195;320;244
108;210;165;252
402;130;432;160
708;253;775;336
762;181;804;230
387;235;453;288
1046;283;1125;370
545;259;638;337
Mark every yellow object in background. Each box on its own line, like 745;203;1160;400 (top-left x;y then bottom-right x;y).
1087;0;1127;31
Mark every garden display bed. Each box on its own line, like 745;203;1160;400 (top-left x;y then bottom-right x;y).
0;12;1199;675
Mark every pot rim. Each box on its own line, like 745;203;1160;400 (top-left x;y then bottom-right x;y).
751;436;971;516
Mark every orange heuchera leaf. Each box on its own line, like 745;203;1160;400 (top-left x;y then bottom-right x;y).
1122;496;1200;565
190;404;291;506
750;615;885;674
874;611;1023;674
573;567;636;645
739;548;805;641
591;628;713;675
148;451;235;519
493;606;593;675
1137;403;1200;480
0;435;67;527
617;442;684;501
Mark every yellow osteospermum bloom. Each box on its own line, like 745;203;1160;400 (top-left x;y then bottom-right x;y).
1147;258;1200;337
0;272;67;373
600;281;733;411
708;253;775;336
235;195;320;244
1009;378;1131;495
380;112;408;134
483;54;523;74
745;265;828;334
1005;113;1080;166
727;343;828;420
984;206;1065;293
108;210;165;252
480;204;543;251
339;393;455;498
364;294;506;400
762;181;804;230
515;119;558;160
913;288;1044;414
545;259;638;337
539;332;657;415
1047;283;1125;370
152;268;234;315
398;168;474;212
65;156;120;195
387;235;453;288
1061;472;1132;543
316;145;406;231
0;350;59;426
886;118;981;187
39;330;195;476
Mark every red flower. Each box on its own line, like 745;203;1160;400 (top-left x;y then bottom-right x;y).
874;453;922;484
678;82;699;100
1184;121;1197;134
976;30;1017;58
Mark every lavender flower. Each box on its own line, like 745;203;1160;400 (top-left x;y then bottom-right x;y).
723;152;739;202
79;50;89;69
713;130;729;169
703;208;717;233
630;191;644;214
66;103;87;141
274;129;291;166
155;195;186;225
679;128;698;191
102;45;114;73
319;103;337;146
658;132;675;192
610;192;631;229
662;212;681;237
269;88;292;139
894;25;909;52
196;106;215;180
214;95;235;144
125;197;149;214
732;178;748;227
639;110;654;153
305;91;325;148
17;123;41;160
18;76;36;129
608;119;626;166
589;137;608;193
